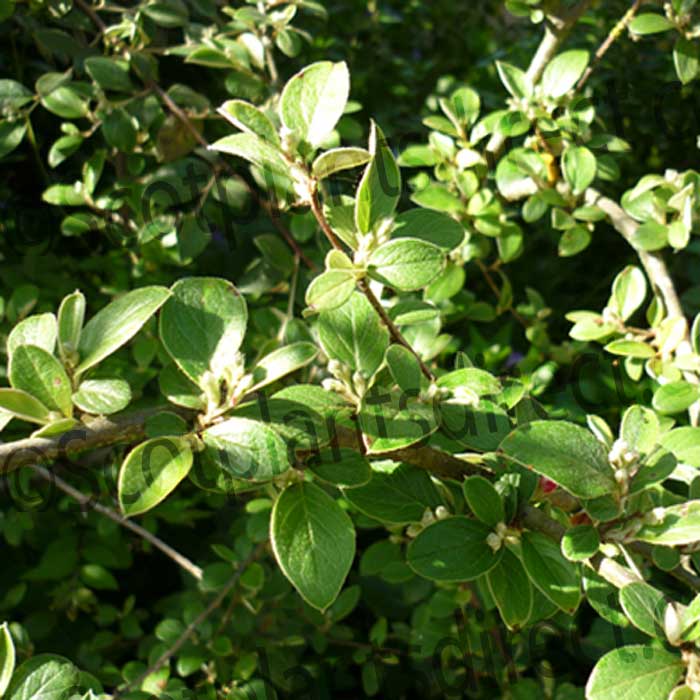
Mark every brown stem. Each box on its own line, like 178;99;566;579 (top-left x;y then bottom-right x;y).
74;0;107;32
308;189;435;381
576;0;643;92
32;464;203;580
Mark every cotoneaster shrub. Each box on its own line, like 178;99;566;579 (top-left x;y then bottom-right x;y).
2;1;700;699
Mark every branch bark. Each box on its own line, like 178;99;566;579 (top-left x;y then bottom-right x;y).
32;464;203;580
487;0;593;157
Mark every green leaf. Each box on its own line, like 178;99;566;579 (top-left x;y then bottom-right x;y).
562;146;596;195
0;388;51;425
674;37;699;84
368;238;445;291
392;209;465;250
84;56;132;92
102;109;137;152
7;313;57;359
385;344;422;394
561;525;600;562
9;345;72;417
77;286;170;375
496;61;532;98
621;405;659;454
250;342;318;391
619;582;667;639
318;292;389;378
312;147;371;180
57;290;85;363
118;437;193;516
159;277;247;387
541;50;589;98
0;121;26;159
308;448;372;487
142;0;188;26
521;531;581;613
604;339;656;358
73;378;131;415
202;417;290;481
210;133;290;176
612;266;647;321
344;464;441;524
41;86;88;119
636;500;700;545
631;222;668;251
6;654;80;700
407;517;502;582
411;184;462;213
305;270;356;312
486;547;533;629
558;226;591;257
271;482;356;611
0;79;32;112
585;646;683;700
499;421;616;498
630;13;676;35
652;381;700;415
279;61;350;148
0;622;15;697
218;99;280;145
463;476;505;527
355;121;401;234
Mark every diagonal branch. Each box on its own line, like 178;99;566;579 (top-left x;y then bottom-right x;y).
32;464;203;580
308;190;436;381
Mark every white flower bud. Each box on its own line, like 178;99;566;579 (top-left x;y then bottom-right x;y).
664;602;683;646
435;506;450;520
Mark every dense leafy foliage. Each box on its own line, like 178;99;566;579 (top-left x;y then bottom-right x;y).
3;0;700;698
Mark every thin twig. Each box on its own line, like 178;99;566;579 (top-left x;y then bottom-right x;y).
147;80;314;270
74;0;107;32
113;543;265;697
576;0;643;92
487;0;593;159
32;464;203;580
308;190;436;381
476;260;528;328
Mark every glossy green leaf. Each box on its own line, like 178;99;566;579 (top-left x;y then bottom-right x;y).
73;378;131;415
541;50;589;98
0;121;26;159
6;654;80;700
202;417;290;481
0;388;51;425
218;99;280;145
585;646;683;700
463;475;504;527
271;482;355;611
619;582;667;639
500;420;616;498
57;290;85;363
355;121;401;234
77;286;170;375
118;437;193;516
318;292;389;378
652;381;700;415
7;313;57;359
486;547;533;629
279;61;350;148
392;208;465;250
562;146;596;195
385;344;422;394
84;56;132;92
312;147;371;180
407;517;502;582
305;270;356;312
159;277;247;387
612;266;647;321
521;531;581;613
368;238;445;291
250;342;317;391
604;339;656;358
0;622;15;697
9;345;72;417
496;61;532;98
636;501;700;545
308;448;372;488
674;37;699;84
561;525;600;562
210;133;290;175
630;13;676;34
